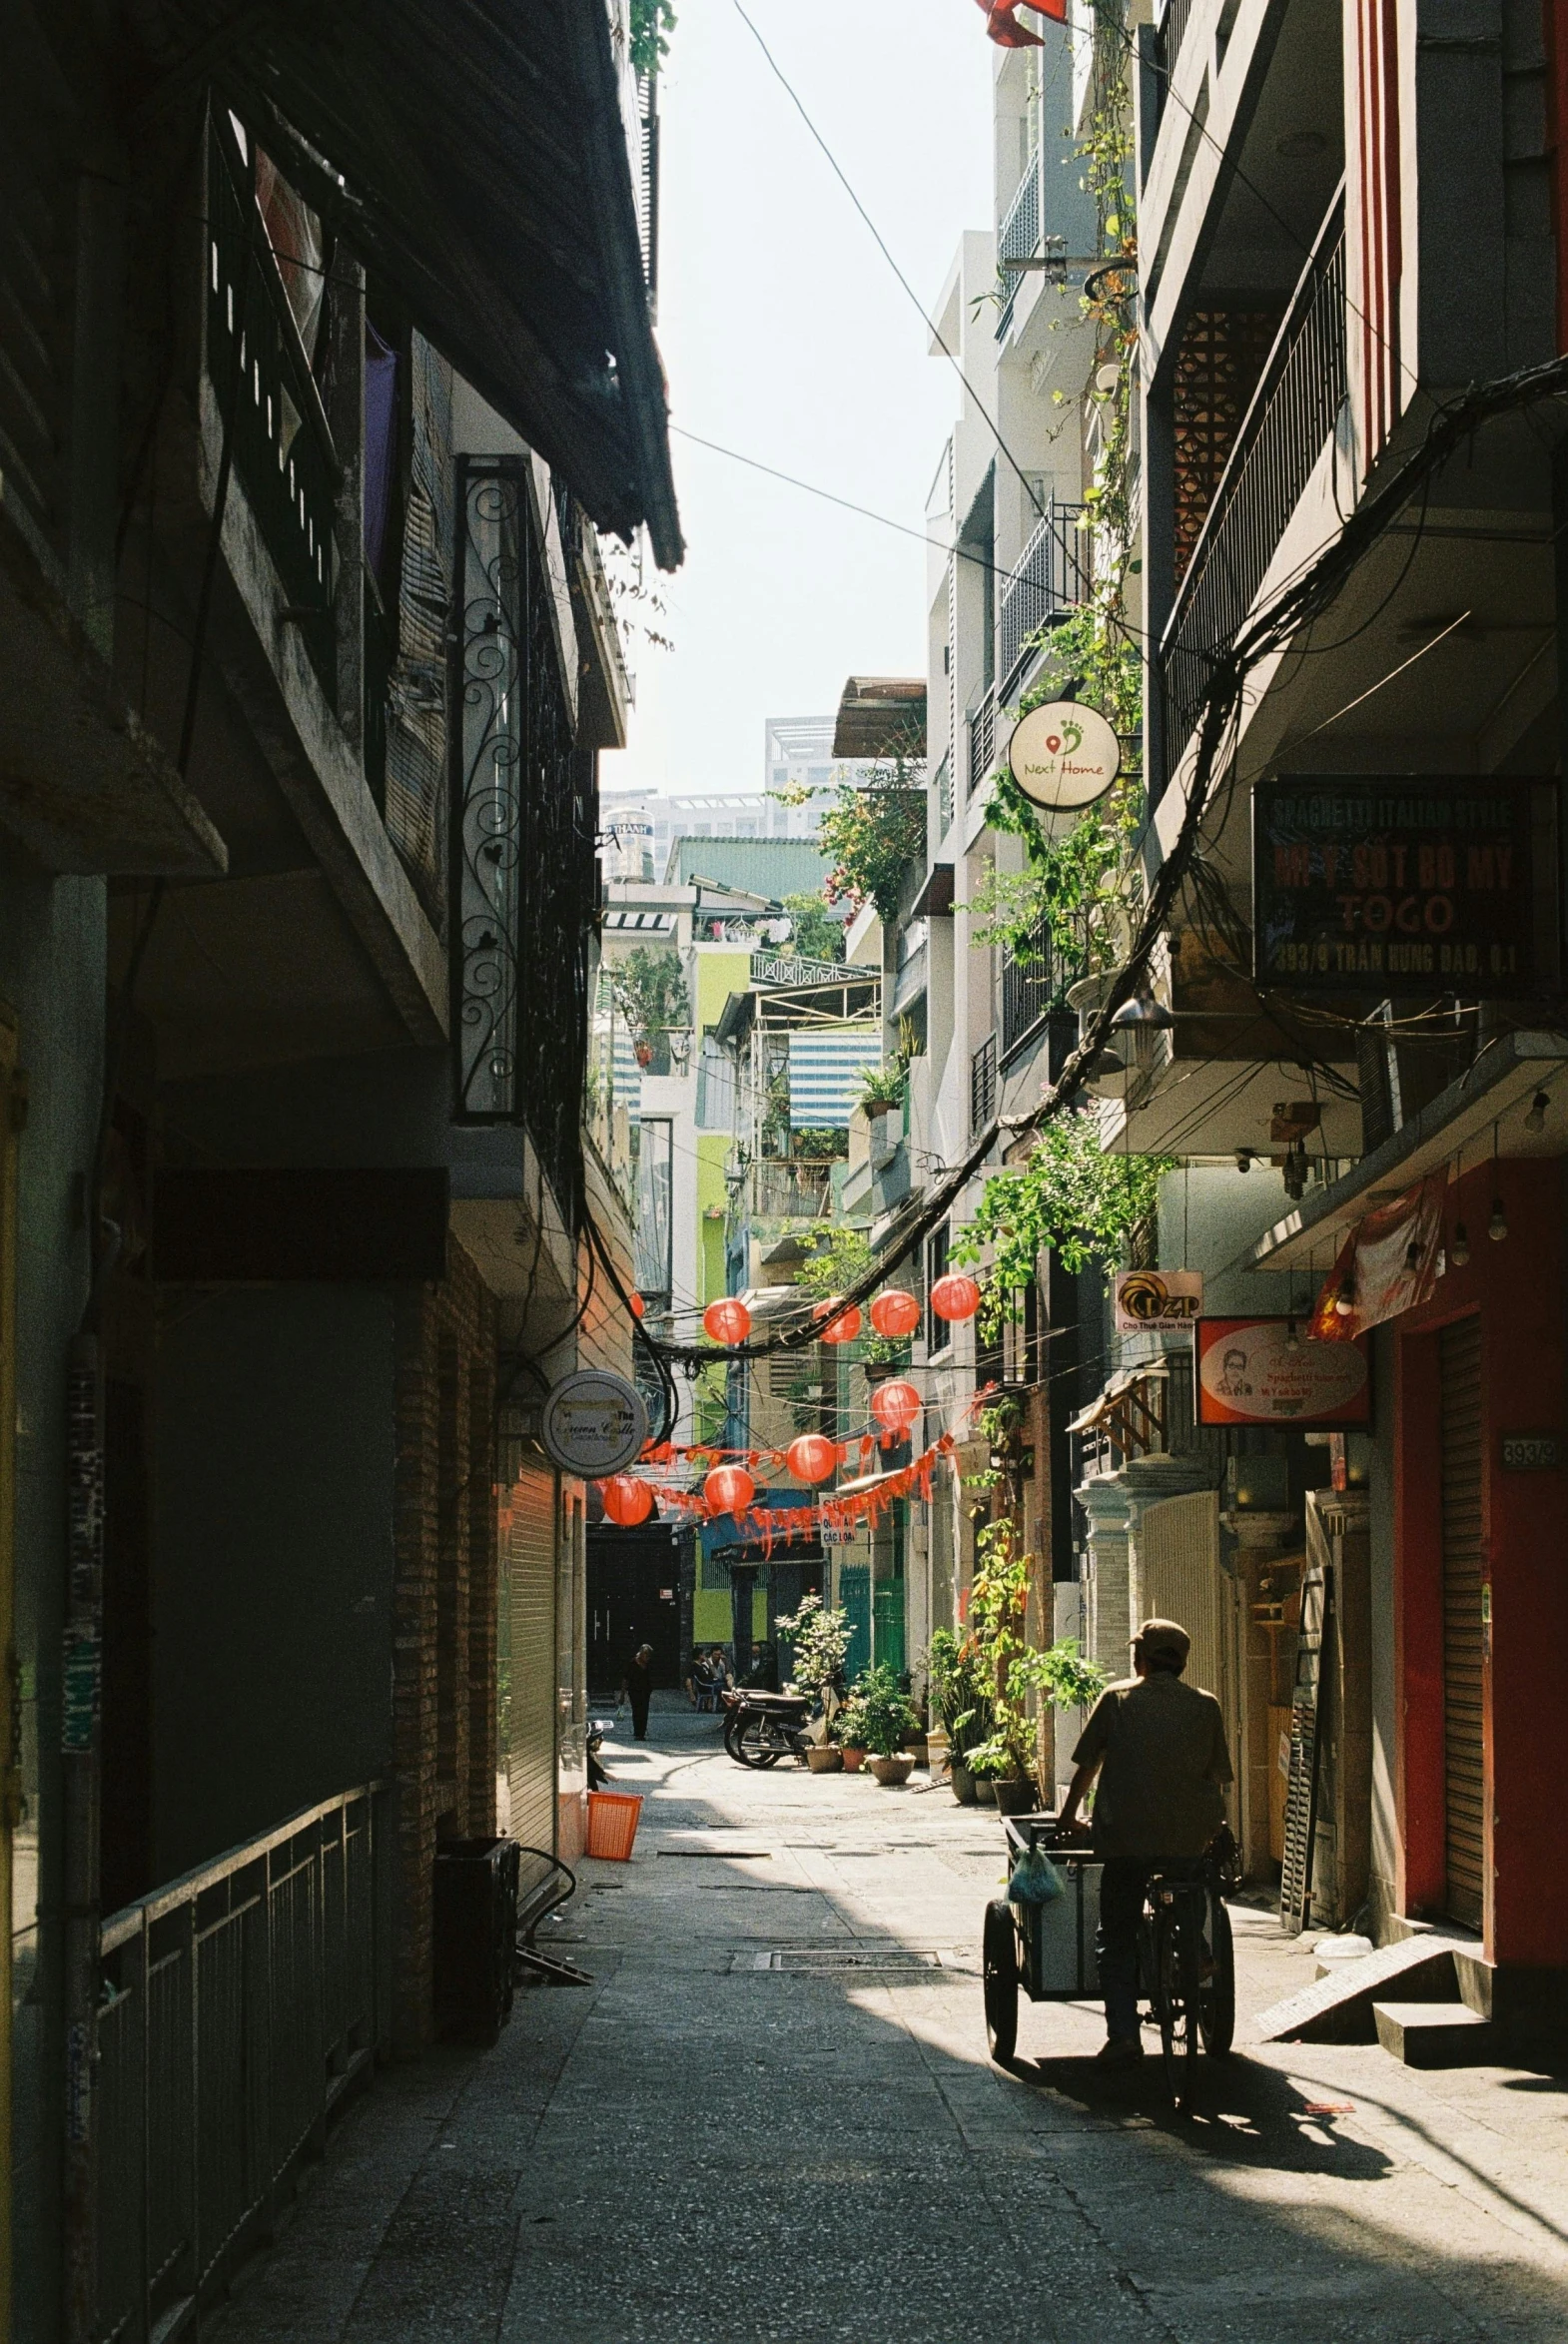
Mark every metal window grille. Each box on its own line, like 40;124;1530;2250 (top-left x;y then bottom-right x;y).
1152;0;1197;135
997;503;1090;702
207;121;338;699
451;458;595;1222
996;153;1041;339
1000;915;1078;1059
1160;201;1346;782
967;692;996;801
970;1033;998;1135
96;1787;389;2342
933;750;953;843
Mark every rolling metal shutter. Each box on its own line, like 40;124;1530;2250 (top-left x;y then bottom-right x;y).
1438;1318;1485;1929
500;1462;557;1857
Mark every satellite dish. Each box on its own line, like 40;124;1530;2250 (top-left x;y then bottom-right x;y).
1007;700;1121;815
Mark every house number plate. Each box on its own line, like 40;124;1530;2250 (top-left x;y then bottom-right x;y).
1501;1433;1561;1471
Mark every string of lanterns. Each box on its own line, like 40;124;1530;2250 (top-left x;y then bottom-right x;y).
692;1277;980;1353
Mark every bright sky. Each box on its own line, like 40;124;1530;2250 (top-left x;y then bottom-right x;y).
597;0;994;800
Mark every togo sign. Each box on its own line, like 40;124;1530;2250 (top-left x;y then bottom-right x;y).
1252;778;1558;997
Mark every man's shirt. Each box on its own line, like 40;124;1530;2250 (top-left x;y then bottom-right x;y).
1072;1672;1233;1859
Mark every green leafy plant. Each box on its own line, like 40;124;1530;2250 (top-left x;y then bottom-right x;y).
774;1593;852;1710
854;1060;909;1116
628;0;675;78
608;946;688;1046
782;892;846;964
795;1226;906;1366
846;1662;921;1758
953;1111;1175;1335
831;1693;869;1749
927;1627;994;1759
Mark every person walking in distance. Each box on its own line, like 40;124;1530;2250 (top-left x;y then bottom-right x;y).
621;1643;656;1741
1056;1618;1233;2063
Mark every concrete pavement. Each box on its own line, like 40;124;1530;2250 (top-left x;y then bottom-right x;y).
212;1699;1568;2341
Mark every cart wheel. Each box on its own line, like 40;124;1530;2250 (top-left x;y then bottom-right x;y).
983;1900;1019;2066
1199;1894;1234;2057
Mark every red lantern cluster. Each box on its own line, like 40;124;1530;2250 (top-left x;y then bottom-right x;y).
703;1296;752;1346
704;1462;756;1517
869;1378;922;1434
816;1299;861;1344
869;1288;921;1339
785;1433;837;1486
600;1474;654;1526
929;1271;981;1323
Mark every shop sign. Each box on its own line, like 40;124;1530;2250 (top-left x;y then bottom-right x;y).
1252;777;1558;997
1007;700;1120;814
1196;1318;1370;1427
1501;1433;1562;1472
1115;1268;1203;1332
540;1370;647;1477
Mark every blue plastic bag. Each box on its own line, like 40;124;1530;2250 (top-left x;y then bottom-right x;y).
1008;1845;1065;1905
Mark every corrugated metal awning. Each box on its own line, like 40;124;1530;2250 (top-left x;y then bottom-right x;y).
135;0;681;565
832;676;928;761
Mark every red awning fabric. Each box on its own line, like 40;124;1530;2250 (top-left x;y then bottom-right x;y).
1309;1173;1446;1341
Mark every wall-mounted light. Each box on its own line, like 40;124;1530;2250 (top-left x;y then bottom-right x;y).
1525;1091;1549;1135
1235;1149;1253;1173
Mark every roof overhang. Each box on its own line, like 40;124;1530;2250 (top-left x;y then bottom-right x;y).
832;676;928;761
1234;1029;1568;1274
135;0;681;564
910;863;955;918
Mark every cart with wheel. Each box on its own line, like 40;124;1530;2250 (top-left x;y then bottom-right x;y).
982;1816;1235;2086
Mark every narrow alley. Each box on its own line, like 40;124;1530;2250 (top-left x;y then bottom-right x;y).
211;1707;1568;2344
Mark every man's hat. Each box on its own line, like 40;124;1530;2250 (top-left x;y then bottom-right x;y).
1132;1617;1189;1665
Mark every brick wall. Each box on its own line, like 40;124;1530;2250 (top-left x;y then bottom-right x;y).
391;1234;497;2053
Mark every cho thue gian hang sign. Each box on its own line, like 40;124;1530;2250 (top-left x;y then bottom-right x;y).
1251;777;1559;996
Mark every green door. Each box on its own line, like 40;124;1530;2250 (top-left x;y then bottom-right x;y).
839;1564;871;1684
873;1583;906;1678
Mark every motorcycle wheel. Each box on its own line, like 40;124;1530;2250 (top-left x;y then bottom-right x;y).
1198;1894;1234;2057
732;1715;786;1769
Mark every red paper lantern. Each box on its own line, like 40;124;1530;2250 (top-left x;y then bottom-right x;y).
600;1474;654;1526
816;1299;862;1344
869;1288;921;1339
930;1271;981;1323
704;1462;756;1516
703;1297;752;1345
869;1378;921;1432
786;1433;837;1486
629;1290;645;1319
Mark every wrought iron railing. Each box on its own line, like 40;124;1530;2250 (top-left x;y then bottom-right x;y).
452;458;596;1221
967;691;996;801
96;1785;389;2342
1160;200;1346;779
1152;0;1198;135
998;501;1090;699
1000;914;1082;1058
207;124;339;699
970;1033;998;1135
996;152;1041;339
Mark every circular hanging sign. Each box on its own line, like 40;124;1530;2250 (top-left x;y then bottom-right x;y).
1007;700;1121;813
540;1370;648;1478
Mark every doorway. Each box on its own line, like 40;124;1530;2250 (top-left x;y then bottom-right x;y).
587;1522;684;1697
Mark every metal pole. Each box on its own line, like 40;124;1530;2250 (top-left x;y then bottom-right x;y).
62;1333;103;2343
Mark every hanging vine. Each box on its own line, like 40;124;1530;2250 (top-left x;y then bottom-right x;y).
978;0;1145;974
952;1111;1175;1335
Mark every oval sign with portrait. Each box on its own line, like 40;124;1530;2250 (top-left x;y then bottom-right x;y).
1008;700;1121;814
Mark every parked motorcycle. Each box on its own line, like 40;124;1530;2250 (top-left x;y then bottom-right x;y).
721;1689;815;1769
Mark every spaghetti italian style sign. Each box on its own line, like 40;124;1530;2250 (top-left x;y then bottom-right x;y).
1252;777;1558;996
1195;1318;1370;1428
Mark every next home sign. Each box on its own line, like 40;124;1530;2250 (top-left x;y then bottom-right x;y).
1252;777;1558;997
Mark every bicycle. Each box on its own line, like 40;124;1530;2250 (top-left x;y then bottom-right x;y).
1139;1840;1235;2111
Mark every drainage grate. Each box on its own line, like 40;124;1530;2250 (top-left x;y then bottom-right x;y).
748;1946;944;1973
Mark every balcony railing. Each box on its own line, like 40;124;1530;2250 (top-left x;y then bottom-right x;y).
1000;914;1083;1059
998;501;1090;700
1160;197;1346;780
996;152;1041;338
753;1160;836;1219
967;691;996;801
207;124;339;699
970;1033;998;1135
1152;0;1198;136
97;1785;389;2341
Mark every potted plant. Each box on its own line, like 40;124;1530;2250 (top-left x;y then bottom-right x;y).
609;946;689;1073
964;1518;1107;1816
774;1592;853;1750
833;1696;869;1773
852;1663;922;1787
806;1741;842;1774
928;1626;993;1805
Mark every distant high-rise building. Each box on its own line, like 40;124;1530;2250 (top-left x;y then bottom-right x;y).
600;713;879;884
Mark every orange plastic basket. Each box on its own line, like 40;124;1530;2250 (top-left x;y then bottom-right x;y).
585;1791;643;1862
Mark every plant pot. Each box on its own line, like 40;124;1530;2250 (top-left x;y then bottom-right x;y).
950;1759;976;1806
993;1778;1040;1818
633;1040;653;1068
840;1745;867;1773
974;1778;998;1806
806;1746;842;1773
868;1755;915;1787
